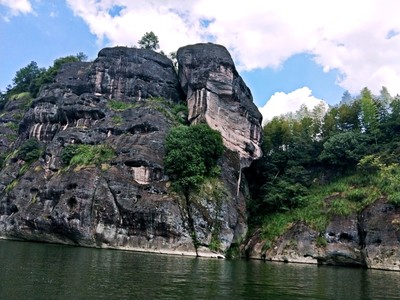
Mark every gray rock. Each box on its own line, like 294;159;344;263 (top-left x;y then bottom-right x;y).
244;197;400;270
323;214;365;267
360;199;400;271
177;43;262;164
0;44;262;257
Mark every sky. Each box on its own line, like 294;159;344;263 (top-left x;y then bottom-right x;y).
1;0;400;123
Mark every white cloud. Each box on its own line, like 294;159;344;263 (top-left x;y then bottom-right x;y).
65;0;400;97
259;87;328;124
65;0;203;52
0;0;32;19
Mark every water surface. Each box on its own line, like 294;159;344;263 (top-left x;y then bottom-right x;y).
0;240;399;299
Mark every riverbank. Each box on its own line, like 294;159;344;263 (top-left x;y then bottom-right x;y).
0;235;225;259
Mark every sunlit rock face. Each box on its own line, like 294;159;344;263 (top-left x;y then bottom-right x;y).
90;47;184;101
0;44;263;257
177;43;262;166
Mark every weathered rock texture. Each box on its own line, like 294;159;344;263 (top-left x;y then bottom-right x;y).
0;44;260;257
244;198;400;271
177;43;262;166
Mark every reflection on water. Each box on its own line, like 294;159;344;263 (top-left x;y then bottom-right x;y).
0;240;399;299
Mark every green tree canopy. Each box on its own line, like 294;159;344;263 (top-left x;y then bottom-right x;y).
319;131;369;168
138;31;160;50
164;124;224;195
17;138;43;163
7;53;87;98
10;61;45;96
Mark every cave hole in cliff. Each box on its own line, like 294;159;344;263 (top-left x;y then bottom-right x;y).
66;183;78;190
373;238;382;245
67;197;78;210
328;232;335;237
339;233;352;242
9;204;18;214
127;123;158;135
124;160;149;168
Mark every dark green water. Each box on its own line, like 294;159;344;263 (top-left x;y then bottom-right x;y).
0;240;399;299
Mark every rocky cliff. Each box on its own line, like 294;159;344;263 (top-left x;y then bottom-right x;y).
0;44;262;257
244;198;400;271
177;44;262;165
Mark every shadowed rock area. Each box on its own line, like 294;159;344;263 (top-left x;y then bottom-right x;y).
0;44;260;257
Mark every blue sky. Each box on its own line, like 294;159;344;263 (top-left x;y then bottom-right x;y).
1;0;399;121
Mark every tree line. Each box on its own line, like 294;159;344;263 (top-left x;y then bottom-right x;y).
246;87;400;218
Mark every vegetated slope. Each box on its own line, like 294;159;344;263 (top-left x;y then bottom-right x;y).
244;90;400;270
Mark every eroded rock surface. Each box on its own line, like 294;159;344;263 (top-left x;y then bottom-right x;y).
177;43;262;165
0;45;260;257
244;199;400;271
360;199;400;271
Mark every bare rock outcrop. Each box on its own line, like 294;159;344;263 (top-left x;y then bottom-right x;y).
244;198;400;271
0;44;262;257
177;43;262;166
360;199;400;271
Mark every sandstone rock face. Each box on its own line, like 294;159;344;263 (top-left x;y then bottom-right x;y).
244;222;321;265
177;43;262;165
0;45;260;257
323;214;365;267
244;199;400;270
360;199;400;271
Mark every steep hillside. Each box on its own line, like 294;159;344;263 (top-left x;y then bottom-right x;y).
243;96;400;271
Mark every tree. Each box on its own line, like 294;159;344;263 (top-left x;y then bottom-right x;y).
359;87;379;144
138;31;160;50
164;124;224;196
381;96;400;143
319;131;369;169
340;90;353;104
169;51;178;69
17;138;43;163
337;101;361;132
321;101;361;139
7;53;88;98
76;52;88;62
9;61;45;96
379;86;393;107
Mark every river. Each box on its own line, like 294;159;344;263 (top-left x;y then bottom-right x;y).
0;240;399;299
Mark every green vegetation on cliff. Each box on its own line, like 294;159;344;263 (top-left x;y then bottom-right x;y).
61;144;115;167
246;87;400;242
3;52;87;100
165;123;224;195
164;123;225;251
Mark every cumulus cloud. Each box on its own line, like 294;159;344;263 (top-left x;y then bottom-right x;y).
0;0;32;19
259;87;328;124
65;0;203;53
65;0;400;97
